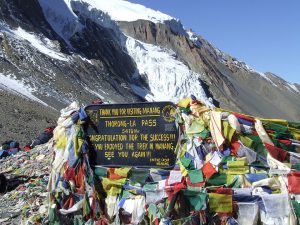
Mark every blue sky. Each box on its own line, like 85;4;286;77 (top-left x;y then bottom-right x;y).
129;0;300;84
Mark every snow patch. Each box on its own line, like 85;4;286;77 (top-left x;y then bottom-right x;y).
38;0;82;42
71;0;122;39
12;27;68;61
75;0;175;23
75;54;93;64
186;30;202;47
287;83;299;93
125;36;212;106
0;73;49;106
82;85;106;99
165;20;186;36
130;83;156;102
258;72;278;87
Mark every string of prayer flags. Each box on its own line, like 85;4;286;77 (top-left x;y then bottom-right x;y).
45;97;300;225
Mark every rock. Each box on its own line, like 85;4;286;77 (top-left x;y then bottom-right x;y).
0;174;8;193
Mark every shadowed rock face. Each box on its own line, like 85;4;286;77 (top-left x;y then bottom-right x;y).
0;0;299;145
0;90;58;145
0;0;141;106
0;0;141;145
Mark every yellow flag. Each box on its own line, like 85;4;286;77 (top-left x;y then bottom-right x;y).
56;135;68;149
102;178;126;196
114;168;131;177
208;193;232;213
178;97;191;108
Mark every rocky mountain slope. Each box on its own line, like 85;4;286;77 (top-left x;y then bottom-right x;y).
0;0;299;145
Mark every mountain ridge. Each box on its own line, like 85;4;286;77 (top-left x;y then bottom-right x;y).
0;0;299;145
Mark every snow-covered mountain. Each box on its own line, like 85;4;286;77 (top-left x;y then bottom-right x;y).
0;0;299;144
